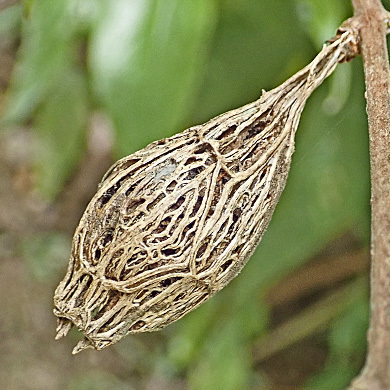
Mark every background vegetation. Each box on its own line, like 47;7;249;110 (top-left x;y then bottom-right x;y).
1;0;388;389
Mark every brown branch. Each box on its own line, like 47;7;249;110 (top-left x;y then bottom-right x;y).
348;1;390;389
265;249;369;307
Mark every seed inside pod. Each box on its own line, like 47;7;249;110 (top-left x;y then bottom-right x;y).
53;30;358;354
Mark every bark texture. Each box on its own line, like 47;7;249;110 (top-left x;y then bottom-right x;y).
349;0;390;389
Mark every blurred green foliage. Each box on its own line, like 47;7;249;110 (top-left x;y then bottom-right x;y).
1;0;375;389
20;232;71;282
89;0;218;156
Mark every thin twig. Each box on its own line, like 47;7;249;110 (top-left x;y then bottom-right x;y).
348;1;390;389
265;249;369;307
254;278;367;363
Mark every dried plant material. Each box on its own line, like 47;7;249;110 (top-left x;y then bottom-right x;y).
54;30;358;354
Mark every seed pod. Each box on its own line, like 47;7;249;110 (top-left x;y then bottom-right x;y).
54;30;357;353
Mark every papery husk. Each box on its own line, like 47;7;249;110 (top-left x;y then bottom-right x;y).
53;30;358;353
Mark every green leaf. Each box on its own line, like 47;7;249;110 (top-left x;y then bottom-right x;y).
296;0;353;115
89;0;218;157
34;67;88;199
296;0;350;49
191;0;313;124
22;0;35;15
328;288;368;357
2;0;78;123
168;293;269;372
322;64;352;115
167;298;219;370
188;319;252;390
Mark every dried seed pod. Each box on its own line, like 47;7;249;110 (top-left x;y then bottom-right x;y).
54;31;357;353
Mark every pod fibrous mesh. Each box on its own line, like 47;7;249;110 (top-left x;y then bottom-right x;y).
53;29;358;354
